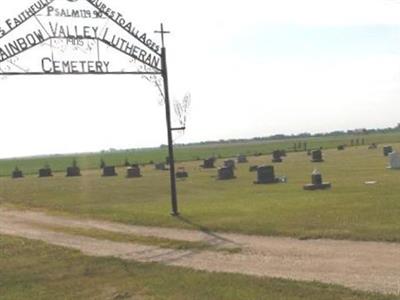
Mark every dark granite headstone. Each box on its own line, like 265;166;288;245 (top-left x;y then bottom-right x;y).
126;166;141;178
384;146;393;157
218;166;235;180
202;158;216;169
237;155;248;163
304;170;331;190
12;169;23;179
176;167;189;179
102;166;117;177
224;160;235;169
66;166;81;177
311;150;323;162
337;145;345;151
39;168;52;178
272;150;283;163
254;165;279;184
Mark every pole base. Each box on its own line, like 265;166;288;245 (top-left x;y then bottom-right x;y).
170;212;180;217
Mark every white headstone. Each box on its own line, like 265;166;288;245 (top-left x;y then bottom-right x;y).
388;151;400;169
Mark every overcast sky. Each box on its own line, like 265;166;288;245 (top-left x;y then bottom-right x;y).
0;0;400;158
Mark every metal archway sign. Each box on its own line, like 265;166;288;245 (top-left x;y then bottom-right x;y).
0;0;181;216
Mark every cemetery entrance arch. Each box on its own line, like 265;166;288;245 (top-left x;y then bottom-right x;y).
0;0;182;215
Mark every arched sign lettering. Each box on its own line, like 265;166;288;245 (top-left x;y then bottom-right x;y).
0;0;182;215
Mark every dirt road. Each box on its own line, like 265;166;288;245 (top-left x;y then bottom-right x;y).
0;208;399;295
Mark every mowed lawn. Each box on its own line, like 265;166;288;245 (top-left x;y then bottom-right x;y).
1;144;400;242
0;132;399;177
0;235;397;300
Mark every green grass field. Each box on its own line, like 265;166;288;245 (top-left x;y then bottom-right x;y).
1;143;399;242
0;235;397;300
0;131;399;177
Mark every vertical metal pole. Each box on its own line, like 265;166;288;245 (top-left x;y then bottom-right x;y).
161;46;179;216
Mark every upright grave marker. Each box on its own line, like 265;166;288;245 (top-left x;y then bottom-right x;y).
384;146;393;157
311;150;324;162
0;0;185;215
388;151;400;170
12;167;23;179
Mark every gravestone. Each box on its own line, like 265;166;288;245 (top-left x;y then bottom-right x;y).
202;158;216;169
272;150;283;163
224;159;235;169
39;168;52;178
388;151;400;170
176;167;189;179
66;166;81;177
249;165;258;172
237;154;248;163
155;163;167;171
383;146;393;157
254;165;279;184
102;166;117;177
337;145;345;151
303;169;331;190
311;150;324;162
12;168;23;179
126;166;141;178
67;159;81;177
218;166;235;180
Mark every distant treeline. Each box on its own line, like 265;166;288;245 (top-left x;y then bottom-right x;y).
168;124;400;149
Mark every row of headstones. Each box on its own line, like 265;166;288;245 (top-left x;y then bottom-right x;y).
199;155;330;189
214;163;331;190
10;144;398;179
10;164;191;179
10;166;82;179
